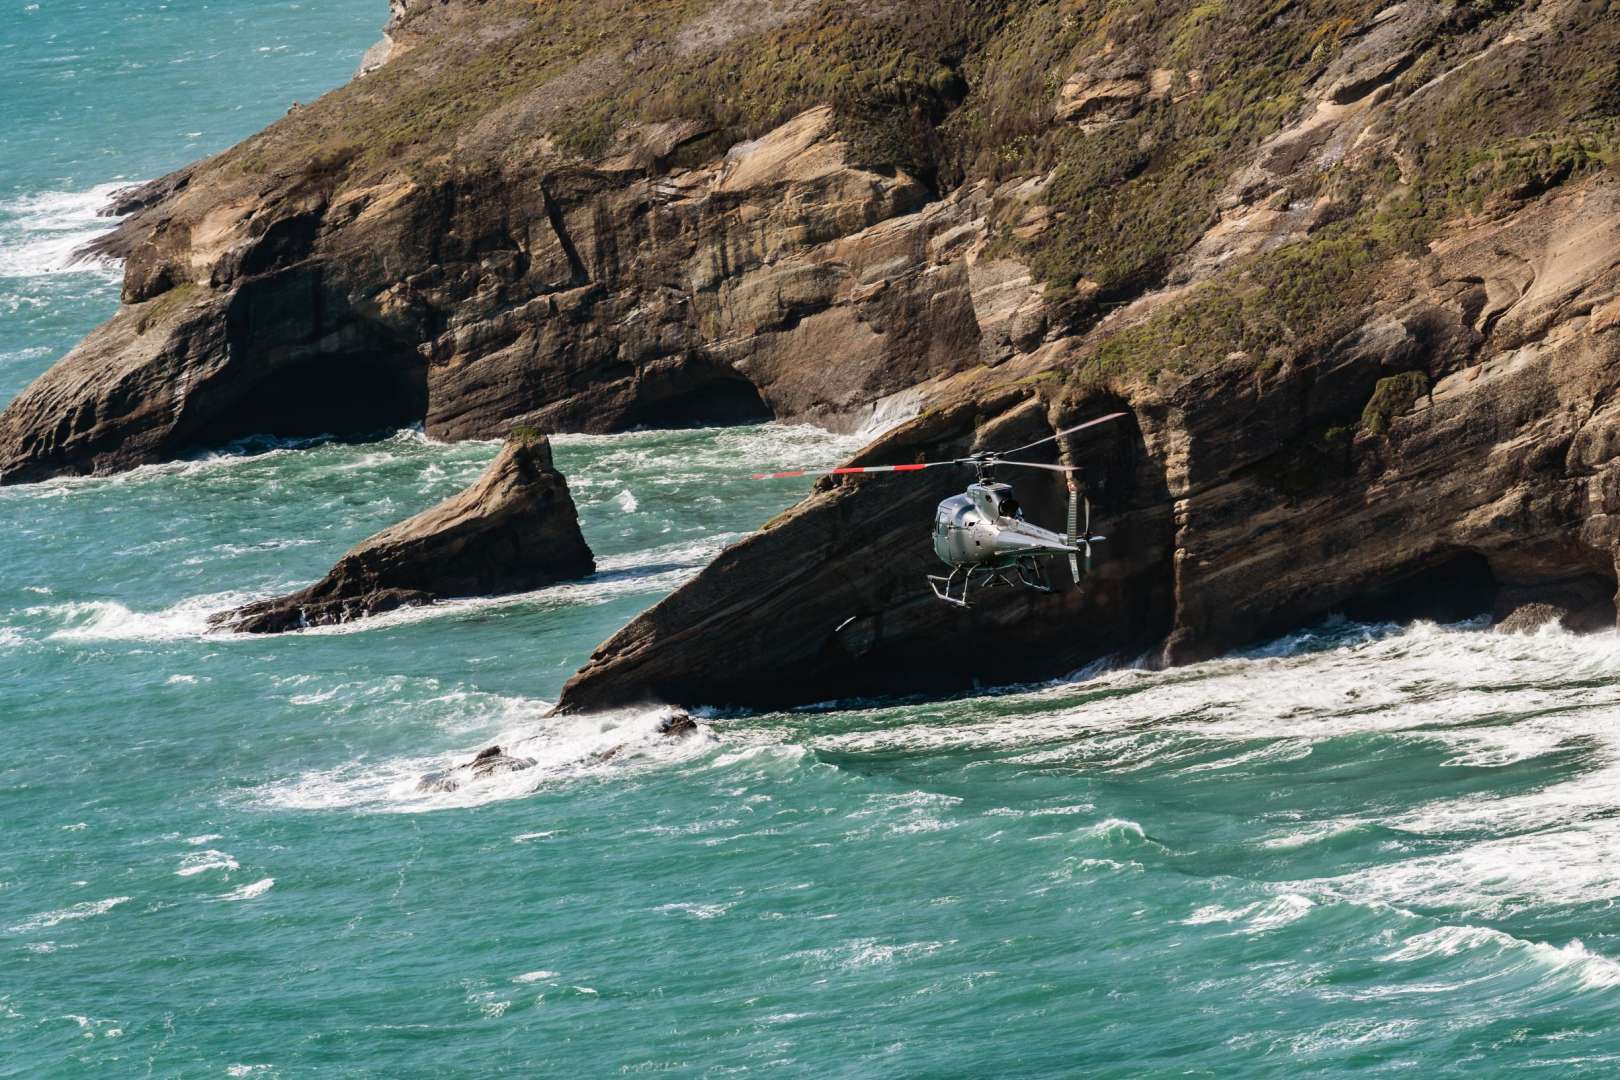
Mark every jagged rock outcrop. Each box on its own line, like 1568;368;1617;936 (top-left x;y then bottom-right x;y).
213;433;593;633
560;173;1620;711
12;0;1616;487
7;0;1620;707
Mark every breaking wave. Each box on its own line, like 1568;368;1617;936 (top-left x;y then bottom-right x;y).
0;183;132;280
250;704;717;813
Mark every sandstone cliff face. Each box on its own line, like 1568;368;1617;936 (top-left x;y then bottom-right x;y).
0;104;991;481
6;0;1620;706
559;175;1620;711
213;433;593;633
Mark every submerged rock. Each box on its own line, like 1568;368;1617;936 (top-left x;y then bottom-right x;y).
212;432;593;633
658;712;698;738
415;743;539;794
1494;603;1566;634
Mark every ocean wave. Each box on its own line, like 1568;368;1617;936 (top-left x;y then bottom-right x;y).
786;938;953;972
1296;818;1620;919
10;896;130;932
1380;923;1620;992
0;427;474;498
1182;893;1316;934
800;620;1620;771
175;850;238;877
553;422;870;484
0;182;134;280
17;531;738;646
250;705;716;813
31;591;258;642
215;879;274;902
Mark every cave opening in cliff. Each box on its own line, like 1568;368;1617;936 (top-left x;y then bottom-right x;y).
633;371;773;429
191;348;429;447
1340;549;1500;627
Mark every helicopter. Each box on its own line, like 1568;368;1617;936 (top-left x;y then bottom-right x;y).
751;411;1127;607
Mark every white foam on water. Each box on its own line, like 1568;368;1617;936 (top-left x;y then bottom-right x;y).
1258;818;1370;850
1380;924;1620;992
216;879;274;902
553;422;868;485
712;619;1620;928
1183;894;1316;934
251;705;718;813
0;427;463;499
655;901;735;919
35;590;257;642
10;896;130;932
0;182;135;279
803;621;1620;768
1297;818;1620;919
788;938;954;972
615;488;639;513
513;970;559;983
176;850;238;877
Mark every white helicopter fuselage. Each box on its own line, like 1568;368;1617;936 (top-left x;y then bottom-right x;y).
931;482;1078;568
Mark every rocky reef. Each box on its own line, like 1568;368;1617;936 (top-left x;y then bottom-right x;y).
6;0;1620;706
212;433;593;633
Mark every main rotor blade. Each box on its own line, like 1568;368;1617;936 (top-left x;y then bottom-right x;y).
997;411;1128;458
749;460;959;480
989;460;1082;472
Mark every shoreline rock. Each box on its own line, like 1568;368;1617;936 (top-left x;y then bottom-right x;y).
557;177;1620;713
211;432;593;634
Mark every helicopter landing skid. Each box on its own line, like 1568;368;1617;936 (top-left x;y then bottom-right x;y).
928;557;1055;608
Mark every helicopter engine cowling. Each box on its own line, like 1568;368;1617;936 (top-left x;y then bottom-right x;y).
932;482;1078;568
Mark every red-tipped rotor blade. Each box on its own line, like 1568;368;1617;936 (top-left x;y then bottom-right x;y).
1000;411;1128;458
749;461;956;480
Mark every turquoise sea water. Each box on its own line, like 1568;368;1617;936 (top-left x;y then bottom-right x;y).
7;4;1620;1077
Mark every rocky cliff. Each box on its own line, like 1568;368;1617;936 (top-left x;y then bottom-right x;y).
212;433;593;633
4;0;1619;706
561;176;1620;709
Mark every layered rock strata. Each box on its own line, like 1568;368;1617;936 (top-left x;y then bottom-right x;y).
559;177;1620;711
213;433;593;633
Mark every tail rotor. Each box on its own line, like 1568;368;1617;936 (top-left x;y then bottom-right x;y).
1066;477;1081;584
1083;492;1093;575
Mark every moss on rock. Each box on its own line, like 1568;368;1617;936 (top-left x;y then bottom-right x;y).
1360;371;1430;436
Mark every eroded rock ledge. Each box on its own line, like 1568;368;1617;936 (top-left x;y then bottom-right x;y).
0;98;1013;484
557;176;1620;712
212;433;593;633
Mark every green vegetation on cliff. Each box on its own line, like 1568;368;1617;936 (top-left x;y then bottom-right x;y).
217;0;1620;388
